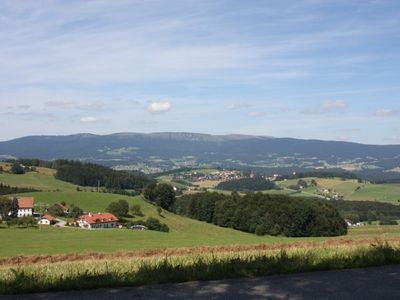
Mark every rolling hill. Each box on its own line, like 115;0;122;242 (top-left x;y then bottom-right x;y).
0;132;399;180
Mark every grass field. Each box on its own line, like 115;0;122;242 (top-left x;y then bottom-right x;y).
2;240;400;294
0;171;79;192
0;191;295;257
277;177;400;203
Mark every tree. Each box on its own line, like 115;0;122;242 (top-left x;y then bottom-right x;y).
145;217;169;232
143;183;157;202
143;183;175;210
153;183;176;210
11;162;25;175
69;206;83;218
106;200;129;217
47;204;64;217
297;179;308;188
0;197;12;220
130;204;144;216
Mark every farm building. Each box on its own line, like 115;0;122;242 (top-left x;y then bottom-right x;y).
38;214;56;225
78;213;119;229
17;197;34;217
48;203;69;215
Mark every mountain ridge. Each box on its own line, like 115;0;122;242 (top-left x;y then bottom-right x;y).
0;132;399;180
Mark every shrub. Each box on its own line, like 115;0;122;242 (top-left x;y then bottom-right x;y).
106;200;129;217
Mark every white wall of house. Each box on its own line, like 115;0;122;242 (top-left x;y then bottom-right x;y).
18;208;33;217
38;219;51;225
78;220;117;229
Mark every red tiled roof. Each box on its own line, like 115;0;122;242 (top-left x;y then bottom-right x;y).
79;213;118;225
18;197;34;209
42;214;55;222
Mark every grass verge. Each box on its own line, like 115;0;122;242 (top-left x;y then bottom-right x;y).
1;242;400;294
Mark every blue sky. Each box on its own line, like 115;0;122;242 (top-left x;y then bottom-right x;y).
0;0;400;144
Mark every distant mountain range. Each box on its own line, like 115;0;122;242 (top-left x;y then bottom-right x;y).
0;132;399;180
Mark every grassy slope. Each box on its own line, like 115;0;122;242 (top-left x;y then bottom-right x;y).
0;191;295;257
0;171;78;192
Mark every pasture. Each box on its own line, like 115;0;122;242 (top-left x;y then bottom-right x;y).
0;171;78;192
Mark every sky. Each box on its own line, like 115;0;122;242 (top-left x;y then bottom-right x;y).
1;0;400;144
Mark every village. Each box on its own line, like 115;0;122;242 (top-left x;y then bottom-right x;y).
6;196;137;230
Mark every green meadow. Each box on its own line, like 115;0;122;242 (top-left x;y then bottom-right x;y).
1;170;400;258
0;171;79;192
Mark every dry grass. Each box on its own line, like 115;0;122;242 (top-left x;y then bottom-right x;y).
2;237;400;268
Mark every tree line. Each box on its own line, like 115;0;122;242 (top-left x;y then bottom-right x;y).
330;200;400;223
53;160;155;190
172;192;347;237
4;158;155;190
276;171;359;181
216;177;277;191
0;183;38;195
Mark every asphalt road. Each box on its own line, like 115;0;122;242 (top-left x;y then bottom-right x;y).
3;265;400;300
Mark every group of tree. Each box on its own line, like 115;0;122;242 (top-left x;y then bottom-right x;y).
53;160;155;190
7;216;37;228
105;200;130;217
0;183;38;195
276;171;359;181
172;192;347;237
0;197;18;220
10;162;26;175
143;183;176;210
126;217;169;232
330;200;400;223
216;177;277;192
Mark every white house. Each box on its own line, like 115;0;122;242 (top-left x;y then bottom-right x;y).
38;214;55;225
77;213;119;229
17;197;34;217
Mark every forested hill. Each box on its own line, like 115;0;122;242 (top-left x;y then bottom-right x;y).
0;132;400;180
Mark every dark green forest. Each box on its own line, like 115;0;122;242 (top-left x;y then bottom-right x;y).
216;177;277;191
330;200;400;223
5;158;155;190
54;160;154;189
173;192;347;237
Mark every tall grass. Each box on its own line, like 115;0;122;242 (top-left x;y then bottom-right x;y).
1;242;400;294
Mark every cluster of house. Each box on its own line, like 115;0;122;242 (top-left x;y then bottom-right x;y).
174;170;243;183
13;197;120;229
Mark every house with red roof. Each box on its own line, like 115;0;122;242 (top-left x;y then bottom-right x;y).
17;197;34;217
38;214;56;225
77;212;119;229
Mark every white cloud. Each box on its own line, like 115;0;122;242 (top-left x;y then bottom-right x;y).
248;111;264;117
80;116;97;123
225;103;251;110
303;100;348;115
373;109;400;118
147;101;172;113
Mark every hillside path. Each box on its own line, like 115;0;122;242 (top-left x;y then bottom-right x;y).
3;265;400;300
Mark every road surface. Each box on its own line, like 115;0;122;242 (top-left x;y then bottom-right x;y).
3;265;400;300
